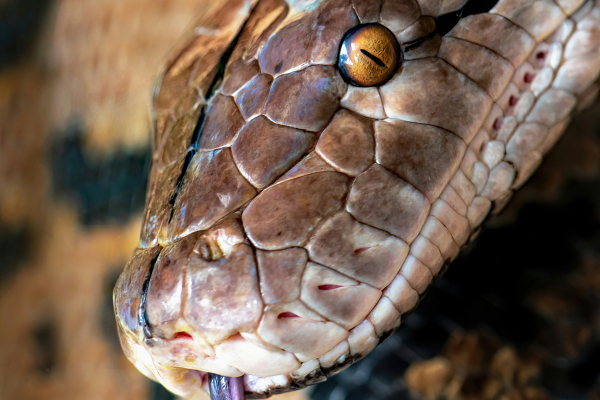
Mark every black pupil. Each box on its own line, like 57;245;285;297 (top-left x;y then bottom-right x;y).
360;49;387;68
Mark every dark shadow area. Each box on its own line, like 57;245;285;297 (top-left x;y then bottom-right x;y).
0;223;32;284
0;0;54;69
49;123;152;226
149;381;176;400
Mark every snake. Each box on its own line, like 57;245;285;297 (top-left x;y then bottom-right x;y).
112;0;600;398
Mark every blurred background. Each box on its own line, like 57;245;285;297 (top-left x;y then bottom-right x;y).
1;1;600;399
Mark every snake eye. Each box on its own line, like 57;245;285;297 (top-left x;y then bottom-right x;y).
338;23;402;87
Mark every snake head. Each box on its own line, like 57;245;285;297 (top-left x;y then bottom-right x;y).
114;0;594;397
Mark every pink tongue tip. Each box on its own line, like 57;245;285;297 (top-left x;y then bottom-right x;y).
209;374;245;400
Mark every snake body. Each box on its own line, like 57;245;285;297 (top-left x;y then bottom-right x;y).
113;0;600;398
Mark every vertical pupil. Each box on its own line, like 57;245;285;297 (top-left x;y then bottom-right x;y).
360;49;387;68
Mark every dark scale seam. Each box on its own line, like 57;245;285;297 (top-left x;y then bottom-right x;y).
434;9;464;37
225;120;321;193
437;57;495;122
344;209;414;247
249;244;266;333
461;0;501;17
427;57;494;146
407;233;443;269
343;208;405;249
300;175;355;249
248;127;339;192
311;147;356;178
426;156;471;205
373;89;389;119
434;0;501;37
293;246;309;304
268;62;340;82
376;162;433;207
139;253;161;340
430;213;463;249
551;0;572;17
378;106;468;146
179;251;189;328
443;32;521;70
178;235;200;330
260;80;348;137
228;90;249;121
258;68;348;157
256;80;273;117
488;11;549;41
440;184;469;214
347;6;360;29
305;258;382;294
297;296;340;327
154;146;191;172
419;228;448;264
395;270;425;298
164;8;257;226
303;215;398;289
438;44;516;102
349;4;361;24
230;150;260;191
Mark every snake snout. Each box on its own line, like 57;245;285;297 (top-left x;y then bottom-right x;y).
145;215;260;342
117;213;319;397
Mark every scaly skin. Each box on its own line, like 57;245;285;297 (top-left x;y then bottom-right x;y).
113;0;600;398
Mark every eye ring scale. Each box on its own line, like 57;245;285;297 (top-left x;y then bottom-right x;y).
338;23;402;87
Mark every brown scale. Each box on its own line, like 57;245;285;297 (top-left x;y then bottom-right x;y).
232;116;316;189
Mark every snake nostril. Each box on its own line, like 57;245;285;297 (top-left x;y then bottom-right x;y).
173;331;194;340
354;247;370;254
195;239;223;261
536;51;547;60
